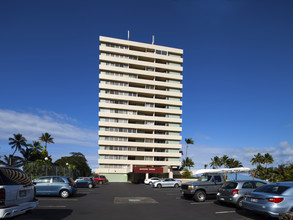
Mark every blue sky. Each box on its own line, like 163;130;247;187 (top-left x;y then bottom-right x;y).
0;0;293;171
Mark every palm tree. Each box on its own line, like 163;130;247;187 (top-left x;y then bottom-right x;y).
27;141;43;161
9;133;27;156
221;155;229;168
185;138;194;159
210;156;222;169
274;164;287;182
250;153;264;166
0;155;24;167
20;147;32;164
226;158;243;168
39;133;54;151
182;157;195;170
263;153;274;169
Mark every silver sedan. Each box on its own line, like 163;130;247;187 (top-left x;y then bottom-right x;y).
152;178;181;188
243;182;293;218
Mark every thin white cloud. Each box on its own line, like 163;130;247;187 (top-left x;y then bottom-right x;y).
0;109;98;146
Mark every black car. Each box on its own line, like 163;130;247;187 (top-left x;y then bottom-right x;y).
75;177;96;188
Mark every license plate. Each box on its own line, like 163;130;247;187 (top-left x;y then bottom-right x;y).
219;197;225;201
19;190;26;197
251;198;258;202
181;191;184;195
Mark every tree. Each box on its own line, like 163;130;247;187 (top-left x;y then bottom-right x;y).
182;168;193;178
181;157;195;170
54;152;91;177
185;138;194;159
9;133;27;156
263;153;274;169
0;155;23;167
27;141;43;161
226;158;243;168
39;133;54;152
250;153;264;166
221;155;229;168
209;156;222;169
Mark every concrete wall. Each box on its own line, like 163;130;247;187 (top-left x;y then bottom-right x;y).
101;173;128;182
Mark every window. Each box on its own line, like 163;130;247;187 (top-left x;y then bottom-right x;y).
155;50;168;56
254;184;289;195
242;182;254;189
0;167;33;186
222;182;238;189
34;177;51;184
255;181;266;188
53;177;65;183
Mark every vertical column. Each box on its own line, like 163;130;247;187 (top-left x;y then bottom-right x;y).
145;173;149;179
168;171;173;178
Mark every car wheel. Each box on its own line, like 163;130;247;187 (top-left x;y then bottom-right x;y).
157;184;162;188
99;181;103;185
88;183;93;189
236;197;243;209
193;190;206;202
60;190;70;198
174;183;179;188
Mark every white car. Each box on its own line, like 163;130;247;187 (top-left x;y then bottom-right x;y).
0;166;38;218
144;177;161;185
152;178;181;188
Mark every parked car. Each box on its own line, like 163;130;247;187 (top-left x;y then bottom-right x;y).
144;177;161;185
217;180;267;208
181;174;225;202
242;182;293;218
90;175;108;185
32;176;77;198
0;166;38;218
152;178;181;188
75;177;96;188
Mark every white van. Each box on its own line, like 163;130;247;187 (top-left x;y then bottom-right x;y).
0;166;38;218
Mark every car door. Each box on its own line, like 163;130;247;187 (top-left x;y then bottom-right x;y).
34;177;51;195
50;177;66;195
241;181;254;195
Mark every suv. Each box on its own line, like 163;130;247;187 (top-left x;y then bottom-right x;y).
90;175;108;185
181;174;225;202
75;177;96;188
0;166;38;218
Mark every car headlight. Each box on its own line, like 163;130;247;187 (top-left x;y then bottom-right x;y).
188;185;194;190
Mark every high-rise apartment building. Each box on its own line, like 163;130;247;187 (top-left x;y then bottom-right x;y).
96;36;183;182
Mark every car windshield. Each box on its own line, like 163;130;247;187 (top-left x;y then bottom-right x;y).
222;182;238;189
254;184;290;195
199;175;212;182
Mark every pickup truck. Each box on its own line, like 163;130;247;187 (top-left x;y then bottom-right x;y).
180;174;225;202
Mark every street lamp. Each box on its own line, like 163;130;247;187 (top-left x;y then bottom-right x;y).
66;163;70;177
44;157;48;176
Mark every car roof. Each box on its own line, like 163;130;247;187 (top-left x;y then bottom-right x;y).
226;180;265;183
270;182;293;186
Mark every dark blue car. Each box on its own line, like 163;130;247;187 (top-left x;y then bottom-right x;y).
33;176;77;198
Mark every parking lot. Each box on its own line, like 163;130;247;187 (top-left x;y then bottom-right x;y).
14;183;274;220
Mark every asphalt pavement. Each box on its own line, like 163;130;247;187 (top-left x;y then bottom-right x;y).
13;183;275;220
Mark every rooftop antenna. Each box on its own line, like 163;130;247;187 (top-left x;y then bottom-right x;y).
152;35;155;44
128;30;130;40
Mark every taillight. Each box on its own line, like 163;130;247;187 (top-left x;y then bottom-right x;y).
68;183;73;187
0;189;5;202
231;189;239;195
268;198;284;203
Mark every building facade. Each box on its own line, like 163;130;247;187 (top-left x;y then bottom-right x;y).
96;36;183;182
